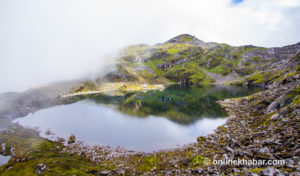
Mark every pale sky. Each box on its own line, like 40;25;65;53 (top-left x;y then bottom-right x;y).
0;0;300;92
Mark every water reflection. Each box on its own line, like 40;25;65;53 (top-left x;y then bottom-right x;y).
64;84;261;125
13;85;261;152
14;102;226;152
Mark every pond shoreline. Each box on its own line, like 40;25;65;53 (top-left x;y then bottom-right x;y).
15;84;247;152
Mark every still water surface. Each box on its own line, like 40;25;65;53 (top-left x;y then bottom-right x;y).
14;85;261;152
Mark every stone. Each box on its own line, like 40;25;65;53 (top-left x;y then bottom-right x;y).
193;168;203;174
1;143;5;153
259;147;270;154
182;158;191;166
57;137;65;143
157;62;173;69
35;163;46;174
230;139;239;147
293;148;300;156
99;170;110;175
68;134;76;144
115;169;125;175
263;167;277;176
174;58;187;65
270;113;279;120
285;158;294;168
225;146;234;153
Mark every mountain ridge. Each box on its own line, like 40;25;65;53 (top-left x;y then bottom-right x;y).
73;34;300;92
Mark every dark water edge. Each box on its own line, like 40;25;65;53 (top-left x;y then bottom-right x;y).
63;84;262;125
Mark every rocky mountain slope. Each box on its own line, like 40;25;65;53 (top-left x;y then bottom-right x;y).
85;34;299;89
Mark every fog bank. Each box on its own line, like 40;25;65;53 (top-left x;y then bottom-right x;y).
1;0;299;92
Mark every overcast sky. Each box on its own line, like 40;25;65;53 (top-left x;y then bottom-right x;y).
0;0;300;93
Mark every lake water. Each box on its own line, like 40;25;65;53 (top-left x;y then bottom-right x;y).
13;85;261;152
0;155;11;166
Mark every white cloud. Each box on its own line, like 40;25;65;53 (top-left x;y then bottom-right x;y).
0;0;299;92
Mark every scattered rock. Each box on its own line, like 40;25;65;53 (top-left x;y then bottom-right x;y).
1;143;5;153
225;146;234;153
294;148;300;156
35;163;47;174
99;170;110;175
259;147;270;154
115;169;125;175
192;168;203;174
285;158;294;168
263;167;278;176
68;134;76;144
57;137;65;143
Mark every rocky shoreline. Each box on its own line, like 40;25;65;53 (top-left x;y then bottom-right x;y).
50;80;299;175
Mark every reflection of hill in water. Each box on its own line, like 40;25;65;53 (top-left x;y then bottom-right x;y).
63;85;261;125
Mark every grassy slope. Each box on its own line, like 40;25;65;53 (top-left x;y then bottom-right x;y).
110;37;267;87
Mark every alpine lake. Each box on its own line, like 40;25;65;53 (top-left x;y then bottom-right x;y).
13;85;261;152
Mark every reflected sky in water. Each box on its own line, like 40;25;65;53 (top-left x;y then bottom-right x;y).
14;102;226;152
13;85;261;152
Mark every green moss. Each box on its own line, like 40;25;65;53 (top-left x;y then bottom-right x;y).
192;155;210;166
137;155;159;172
184;62;214;85
209;64;233;75
287;71;298;78
144;59;174;83
248;72;266;84
248;167;265;173
217;126;228;132
181;35;192;42
165;43;189;55
224;77;246;86
286;86;300;105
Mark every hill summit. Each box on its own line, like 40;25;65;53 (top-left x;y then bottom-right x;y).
77;34;299;90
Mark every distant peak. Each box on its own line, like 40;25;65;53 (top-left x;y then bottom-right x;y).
166;34;205;46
